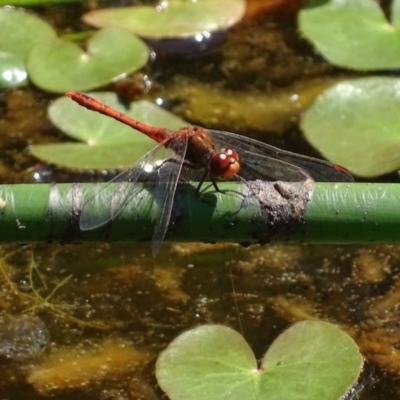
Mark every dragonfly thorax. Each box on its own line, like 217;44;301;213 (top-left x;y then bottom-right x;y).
209;148;240;179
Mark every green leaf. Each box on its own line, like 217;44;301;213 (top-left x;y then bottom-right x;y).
30;142;157;170
298;0;400;70
301;77;400;177
31;92;187;170
156;322;363;400
0;52;28;88
0;7;56;88
27;27;149;93
0;0;85;5
83;0;245;39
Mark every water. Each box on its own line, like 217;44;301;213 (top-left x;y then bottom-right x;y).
0;3;397;399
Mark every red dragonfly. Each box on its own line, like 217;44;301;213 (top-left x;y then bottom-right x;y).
67;91;353;255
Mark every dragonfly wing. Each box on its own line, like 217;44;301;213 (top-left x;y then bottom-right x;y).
280;153;354;182
208;129;354;182
239;150;311;181
150;136;188;256
80;139;172;231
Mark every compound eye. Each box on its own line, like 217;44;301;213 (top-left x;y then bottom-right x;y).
225;148;239;162
209;148;240;179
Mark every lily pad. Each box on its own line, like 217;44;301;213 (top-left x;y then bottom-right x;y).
27;27;149;93
31;92;187;170
0;0;84;4
83;0;246;39
301;77;400;177
0;7;56;87
298;0;400;70
156;322;363;400
0;52;28;87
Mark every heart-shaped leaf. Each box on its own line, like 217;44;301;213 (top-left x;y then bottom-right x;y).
301;77;400;177
156;322;363;400
31;92;187;170
83;0;245;39
0;7;55;87
27;27;149;93
0;52;28;87
0;0;84;5
299;0;400;70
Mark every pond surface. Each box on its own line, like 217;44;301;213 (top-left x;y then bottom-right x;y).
0;1;399;399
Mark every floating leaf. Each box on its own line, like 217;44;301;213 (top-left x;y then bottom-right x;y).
301;77;400;177
27;27;149;93
31;92;187;170
83;0;245;39
0;0;85;5
0;52;28;88
298;0;400;70
0;7;55;87
83;0;245;55
156;322;363;400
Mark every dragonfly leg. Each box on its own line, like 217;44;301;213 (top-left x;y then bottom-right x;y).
210;176;222;193
154;157;204;186
194;169;210;196
150;157;199;175
213;174;247;198
152;158;227;197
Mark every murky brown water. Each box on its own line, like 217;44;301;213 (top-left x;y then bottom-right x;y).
1;1;399;399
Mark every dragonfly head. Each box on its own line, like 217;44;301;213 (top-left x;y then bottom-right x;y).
209;148;240;179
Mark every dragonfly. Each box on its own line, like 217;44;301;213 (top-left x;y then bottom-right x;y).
67;91;353;255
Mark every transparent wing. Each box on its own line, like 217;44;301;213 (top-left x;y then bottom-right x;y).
80;138;172;231
150;136;188;256
207;128;354;182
